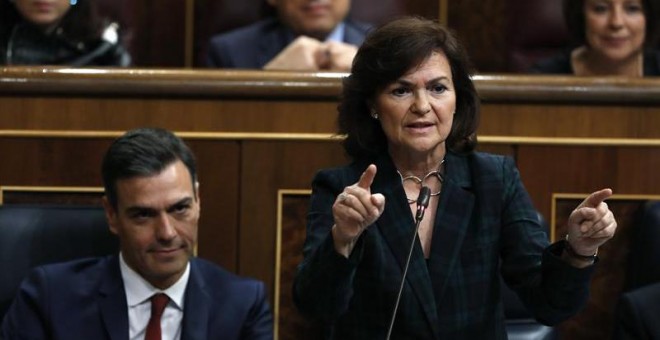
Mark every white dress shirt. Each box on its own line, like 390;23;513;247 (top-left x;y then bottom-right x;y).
119;253;190;340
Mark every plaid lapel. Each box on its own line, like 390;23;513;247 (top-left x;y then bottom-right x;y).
429;153;475;305
371;154;441;339
427;152;474;310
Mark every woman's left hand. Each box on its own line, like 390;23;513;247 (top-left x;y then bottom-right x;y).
566;188;618;258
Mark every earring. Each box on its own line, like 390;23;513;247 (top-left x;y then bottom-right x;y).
70;0;77;5
370;109;378;120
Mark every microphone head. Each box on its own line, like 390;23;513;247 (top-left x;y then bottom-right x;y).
417;186;431;208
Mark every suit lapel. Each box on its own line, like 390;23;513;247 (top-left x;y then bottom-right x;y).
371;154;441;338
343;21;368;46
257;21;294;67
427;153;474;306
98;256;129;340
181;259;211;340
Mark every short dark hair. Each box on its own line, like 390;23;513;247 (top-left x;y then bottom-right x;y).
338;16;480;160
102;128;197;209
564;0;660;48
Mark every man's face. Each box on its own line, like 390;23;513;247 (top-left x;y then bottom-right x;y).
104;160;200;289
268;0;351;40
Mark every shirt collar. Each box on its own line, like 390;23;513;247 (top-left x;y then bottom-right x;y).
325;22;345;42
119;252;190;311
285;22;346;42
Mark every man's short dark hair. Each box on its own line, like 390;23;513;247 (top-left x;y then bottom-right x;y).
101;128;197;209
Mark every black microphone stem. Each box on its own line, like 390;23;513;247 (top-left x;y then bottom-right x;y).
386;186;431;340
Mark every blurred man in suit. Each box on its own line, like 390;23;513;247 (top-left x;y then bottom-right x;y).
614;282;660;340
206;0;369;71
1;128;273;339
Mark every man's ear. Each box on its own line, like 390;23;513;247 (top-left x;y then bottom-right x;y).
102;196;119;235
194;181;201;207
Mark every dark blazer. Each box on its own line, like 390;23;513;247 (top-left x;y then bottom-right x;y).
293;151;595;339
0;21;131;66
205;18;370;68
614;282;660;340
530;49;660;75
1;256;273;339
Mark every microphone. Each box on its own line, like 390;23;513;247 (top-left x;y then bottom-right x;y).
415;186;431;222
386;186;431;340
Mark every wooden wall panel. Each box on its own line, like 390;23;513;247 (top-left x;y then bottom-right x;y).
480;103;660;138
0;97;337;133
516;146;660;221
277;194;322;340
127;0;187;66
0;137;109;186
186;139;241;270
239;141;348;296
448;0;507;72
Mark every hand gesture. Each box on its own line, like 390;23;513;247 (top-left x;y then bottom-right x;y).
315;41;358;71
263;36;323;71
332;164;386;257
566;188;618;260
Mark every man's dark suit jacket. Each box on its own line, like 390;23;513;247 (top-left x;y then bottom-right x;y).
205;18;370;68
615;282;660;340
294;151;595;339
1;256;273;339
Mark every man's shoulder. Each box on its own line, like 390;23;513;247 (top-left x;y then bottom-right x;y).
624;282;660;304
209;18;281;47
343;19;371;45
191;257;265;291
345;19;371;35
36;256;114;281
17;256;117;300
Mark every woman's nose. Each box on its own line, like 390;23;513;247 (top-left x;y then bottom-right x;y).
411;92;431;115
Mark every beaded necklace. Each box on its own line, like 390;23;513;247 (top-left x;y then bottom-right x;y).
397;159;445;204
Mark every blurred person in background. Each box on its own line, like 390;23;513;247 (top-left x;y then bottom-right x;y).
531;0;660;76
0;0;131;66
206;0;369;71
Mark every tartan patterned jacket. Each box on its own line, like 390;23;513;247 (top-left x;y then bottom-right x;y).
293;151;595;339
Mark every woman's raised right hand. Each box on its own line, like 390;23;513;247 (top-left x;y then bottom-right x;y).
331;164;386;257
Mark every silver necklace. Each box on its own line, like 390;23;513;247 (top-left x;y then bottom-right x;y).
397;159;444;204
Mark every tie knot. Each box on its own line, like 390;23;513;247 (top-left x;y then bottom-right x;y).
150;293;169;318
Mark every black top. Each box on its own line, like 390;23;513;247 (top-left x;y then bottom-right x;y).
530;49;660;76
0;21;130;66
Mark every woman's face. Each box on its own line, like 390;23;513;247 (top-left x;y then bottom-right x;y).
13;0;71;29
373;51;456;158
584;0;646;61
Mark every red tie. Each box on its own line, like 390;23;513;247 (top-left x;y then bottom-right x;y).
145;293;169;340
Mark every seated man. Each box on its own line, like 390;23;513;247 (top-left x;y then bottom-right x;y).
1;128;273;339
206;0;369;71
614;282;660;339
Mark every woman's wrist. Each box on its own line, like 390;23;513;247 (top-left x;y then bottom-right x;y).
332;224;357;258
563;235;597;267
